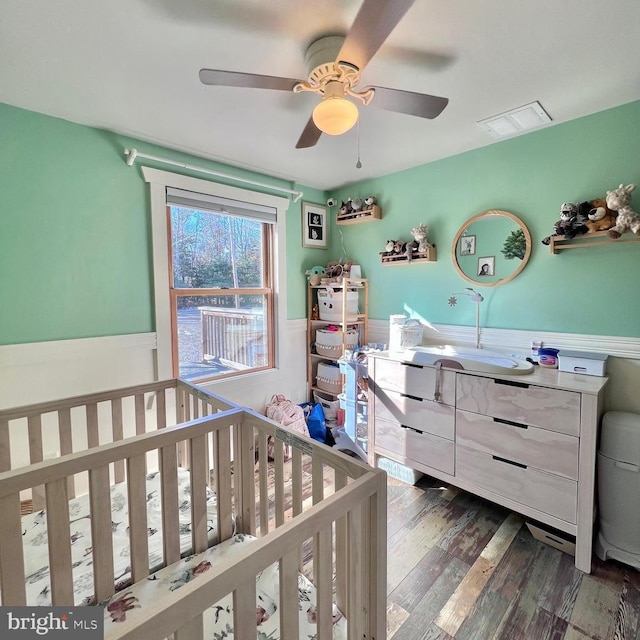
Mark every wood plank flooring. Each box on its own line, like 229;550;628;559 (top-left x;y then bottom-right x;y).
385;473;640;640
254;455;639;639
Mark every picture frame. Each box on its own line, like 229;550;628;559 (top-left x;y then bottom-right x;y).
477;256;495;276
302;202;328;249
460;235;476;256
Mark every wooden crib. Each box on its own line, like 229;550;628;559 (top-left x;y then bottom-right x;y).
0;379;387;639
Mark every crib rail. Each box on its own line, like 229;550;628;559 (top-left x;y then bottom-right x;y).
0;379;233;508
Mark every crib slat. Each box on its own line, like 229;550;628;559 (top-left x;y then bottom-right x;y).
174;614;203;640
28;415;45;509
215;426;233;541
57;408;75;498
291;447;304;571
258;431;269;535
156;388;167;429
279;550;300;639
274;437;285;528
316;525;333;640
89;465;115;602
127;454;149;582
0;493;26;605
160;444;180;564
238;421;256;536
135;394;146;436
0;418;10;472
86;402;99;449
46;478;74;605
189;434;208;553
348;504;365;640
334;469;348;616
111;398;125;484
233;580;256;639
369;475;387;639
312;456;324;585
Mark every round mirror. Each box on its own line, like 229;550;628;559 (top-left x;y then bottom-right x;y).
452;209;532;287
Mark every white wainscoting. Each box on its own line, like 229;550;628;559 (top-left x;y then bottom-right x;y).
0;320;309;412
368;319;640;414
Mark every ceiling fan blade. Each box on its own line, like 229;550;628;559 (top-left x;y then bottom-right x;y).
199;69;301;91
337;0;416;72
368;85;449;119
295;117;323;149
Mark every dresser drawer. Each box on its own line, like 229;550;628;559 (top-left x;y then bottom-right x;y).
456;444;577;523
374;389;455;440
375;417;454;475
456;409;578;480
456;374;580;436
372;357;456;405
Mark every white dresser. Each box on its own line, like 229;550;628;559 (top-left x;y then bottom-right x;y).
368;353;608;573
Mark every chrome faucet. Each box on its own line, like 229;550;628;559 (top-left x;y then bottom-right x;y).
448;287;484;349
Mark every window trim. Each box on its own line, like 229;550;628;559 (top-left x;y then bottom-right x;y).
142;167;290;381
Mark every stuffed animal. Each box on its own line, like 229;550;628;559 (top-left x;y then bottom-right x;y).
541;202;587;245
364;196;377;207
351;198;363;212
605;184;640;238
380;240;396;257
339;199;353;217
578;198;617;234
411;223;430;253
305;265;326;286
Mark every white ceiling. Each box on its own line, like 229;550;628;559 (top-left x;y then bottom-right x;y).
2;0;640;191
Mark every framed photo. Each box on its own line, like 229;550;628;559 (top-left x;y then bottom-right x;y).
302;202;328;249
460;235;476;256
477;256;495;276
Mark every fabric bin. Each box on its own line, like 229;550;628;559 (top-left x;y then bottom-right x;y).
316;328;359;357
318;289;359;322
316;362;342;395
314;390;340;421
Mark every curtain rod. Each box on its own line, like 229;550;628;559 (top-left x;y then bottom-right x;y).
124;148;304;202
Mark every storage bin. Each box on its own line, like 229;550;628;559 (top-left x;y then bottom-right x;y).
596;411;640;569
377;457;423;485
317;289;359;321
313;390;340;421
315;327;359;357
558;350;608;376
316;362;342;395
526;522;576;556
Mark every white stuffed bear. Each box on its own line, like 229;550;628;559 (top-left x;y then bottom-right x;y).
411;223;430;252
606;183;640;238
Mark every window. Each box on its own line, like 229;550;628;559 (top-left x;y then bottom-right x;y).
166;188;275;382
142;168;290;383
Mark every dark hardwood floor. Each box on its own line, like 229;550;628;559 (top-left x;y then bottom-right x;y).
384;473;640;640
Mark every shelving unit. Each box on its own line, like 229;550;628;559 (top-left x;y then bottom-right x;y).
336;205;382;225
548;230;640;254
306;278;368;402
380;244;437;264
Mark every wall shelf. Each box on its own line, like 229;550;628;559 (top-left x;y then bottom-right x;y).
336;205;382;225
380;245;437;265
549;230;640;254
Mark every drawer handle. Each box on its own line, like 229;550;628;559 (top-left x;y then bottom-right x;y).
401;424;423;434
493;417;528;429
400;393;423;402
401;362;423;369
494;379;529;389
492;455;527;469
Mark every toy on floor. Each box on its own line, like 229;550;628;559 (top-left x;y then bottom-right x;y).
605;183;640;238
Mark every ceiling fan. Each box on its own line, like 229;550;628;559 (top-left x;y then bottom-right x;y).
199;0;449;149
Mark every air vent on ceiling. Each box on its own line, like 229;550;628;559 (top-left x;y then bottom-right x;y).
478;101;552;138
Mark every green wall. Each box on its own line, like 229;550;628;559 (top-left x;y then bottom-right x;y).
328;100;640;337
0;103;319;344
2;100;639;345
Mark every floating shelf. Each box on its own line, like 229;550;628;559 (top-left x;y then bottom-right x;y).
336;205;382;225
548;230;640;254
380;245;437;265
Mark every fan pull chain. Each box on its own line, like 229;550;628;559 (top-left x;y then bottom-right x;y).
355;118;362;169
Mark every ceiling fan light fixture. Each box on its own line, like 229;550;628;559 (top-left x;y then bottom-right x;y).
312;96;359;136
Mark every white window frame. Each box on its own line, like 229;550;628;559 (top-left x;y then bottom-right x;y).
142;167;290;381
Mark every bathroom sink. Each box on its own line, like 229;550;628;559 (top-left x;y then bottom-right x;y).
402;345;534;375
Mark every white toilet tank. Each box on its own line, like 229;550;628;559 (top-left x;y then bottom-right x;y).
596;411;640;569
